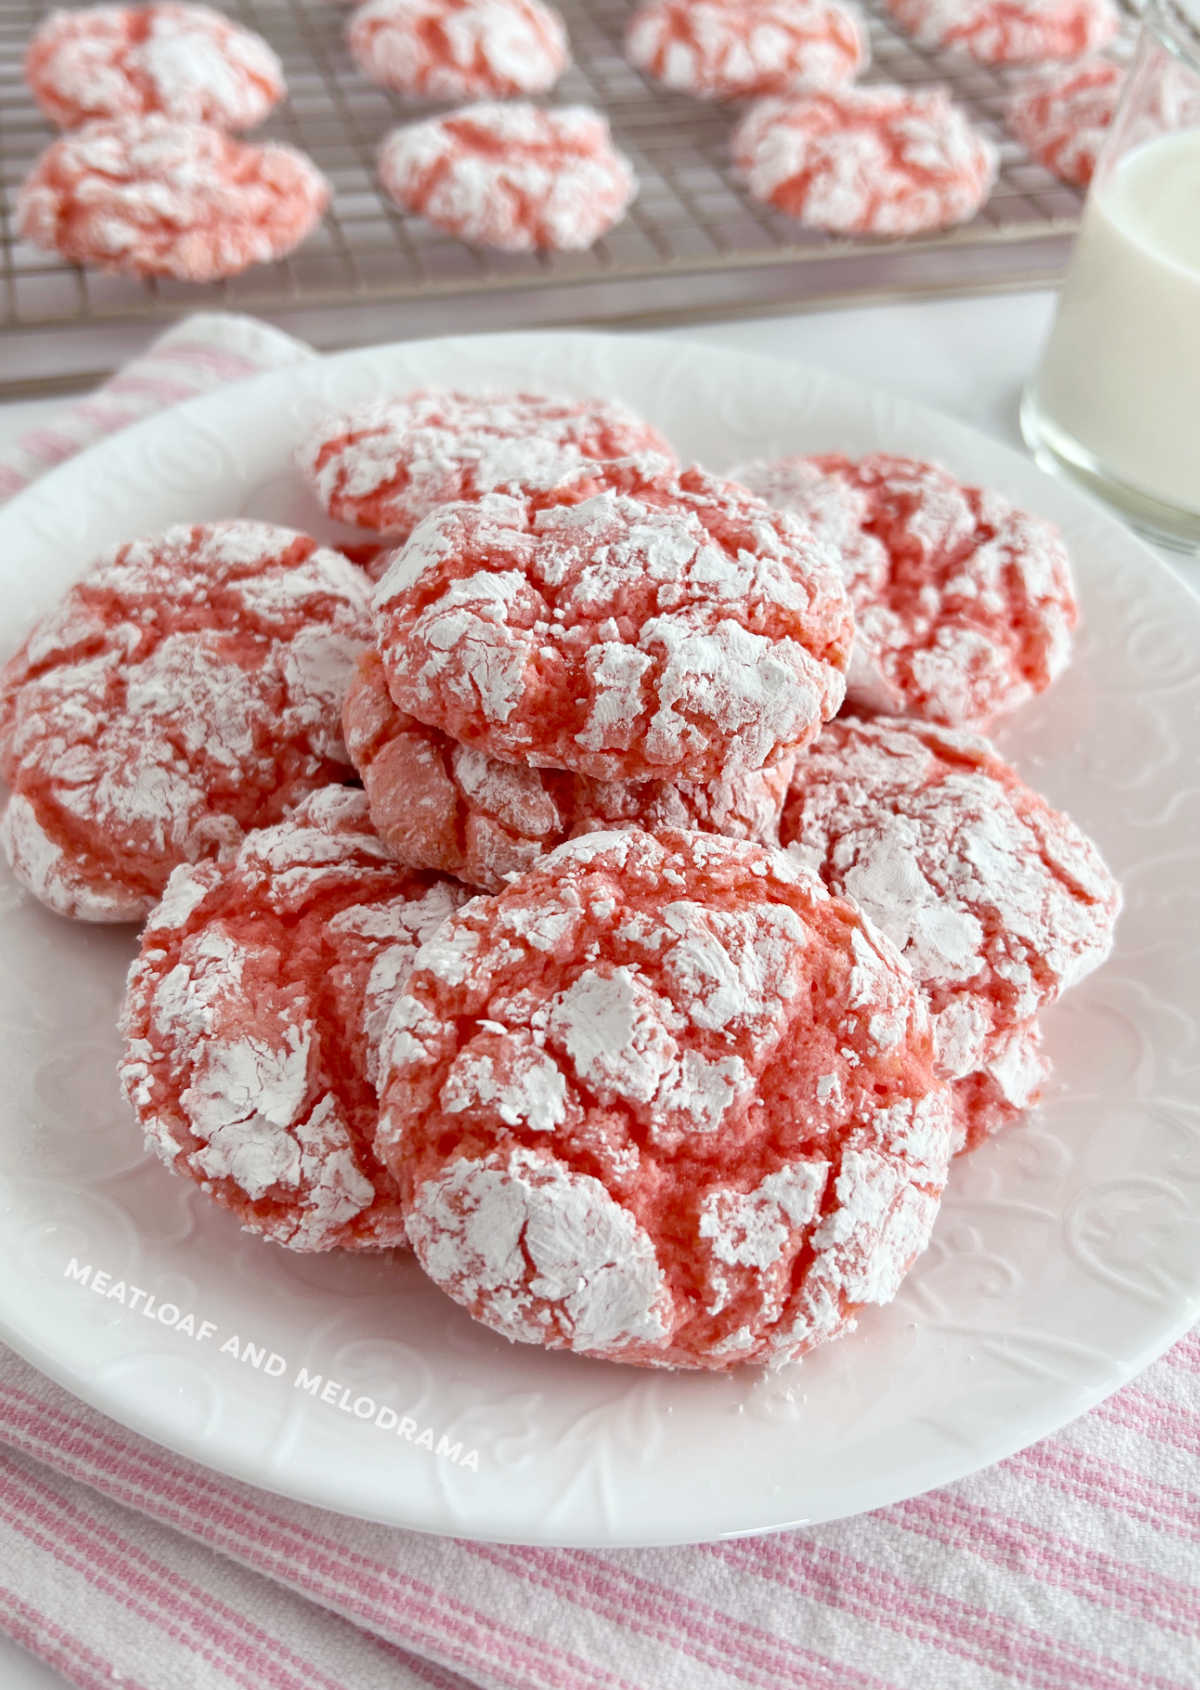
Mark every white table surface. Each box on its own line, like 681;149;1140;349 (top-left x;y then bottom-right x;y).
0;285;1192;1690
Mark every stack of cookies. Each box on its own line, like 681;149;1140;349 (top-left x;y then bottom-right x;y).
0;388;1121;1373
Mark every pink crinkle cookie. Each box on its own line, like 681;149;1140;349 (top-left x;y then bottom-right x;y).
884;0;1117;64
17;116;328;281
372;462;853;782
344;649;794;889
626;0;868;101
732;85;996;236
378;102;637;253
376;827;955;1370
300;389;674;542
1008;58;1123;186
781;715;1121;1150
25;3;284;131
349;0;568;98
0;521;370;923
732;451;1077;727
120;788;469;1251
952;1022;1049;1150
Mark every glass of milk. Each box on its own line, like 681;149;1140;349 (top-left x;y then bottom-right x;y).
1021;0;1200;549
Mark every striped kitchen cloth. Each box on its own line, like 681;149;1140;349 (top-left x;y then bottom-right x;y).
0;316;1196;1690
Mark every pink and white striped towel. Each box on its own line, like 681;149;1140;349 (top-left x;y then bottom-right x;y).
0;314;316;501
0;316;1196;1690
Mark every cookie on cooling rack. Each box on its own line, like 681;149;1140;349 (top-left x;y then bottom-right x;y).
376;827;956;1370
0;521;369;922
349;0;568;99
731;451;1076;727
371;461;853;782
299;390;674;541
782;714;1122;1150
883;0;1118;64
626;0;868;101
25;3;285;131
121;787;469;1251
378;102;637;253
1008;58;1124;187
732;85;997;237
17;116;328;281
344;649;795;890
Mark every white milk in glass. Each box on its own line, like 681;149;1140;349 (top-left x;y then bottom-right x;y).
1030;128;1200;513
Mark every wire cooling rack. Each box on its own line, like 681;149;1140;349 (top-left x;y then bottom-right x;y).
0;0;1127;391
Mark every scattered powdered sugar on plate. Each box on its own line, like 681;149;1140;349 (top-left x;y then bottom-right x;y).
120;786;469;1250
378;827;955;1370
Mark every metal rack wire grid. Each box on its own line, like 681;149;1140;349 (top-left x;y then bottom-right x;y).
0;0;1136;387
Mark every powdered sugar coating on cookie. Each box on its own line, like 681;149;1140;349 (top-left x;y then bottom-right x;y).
626;0;868;101
17;116;328;281
378;827;954;1369
0;520;370;922
1008;58;1123;187
344;649;795;889
733;85;996;236
884;0;1117;64
121;787;469;1250
372;463;853;782
731;455;888;709
26;4;285;131
782;715;1121;1149
734;451;1077;727
349;0;568;98
300;390;675;542
953;1021;1049;1151
378;102;637;253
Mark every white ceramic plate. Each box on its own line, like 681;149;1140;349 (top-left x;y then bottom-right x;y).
1;332;1198;1549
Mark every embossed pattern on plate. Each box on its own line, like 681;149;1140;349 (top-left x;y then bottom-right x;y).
0;331;1197;1547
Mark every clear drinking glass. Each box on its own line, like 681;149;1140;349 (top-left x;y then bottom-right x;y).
1021;0;1200;550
